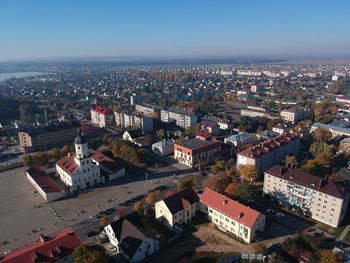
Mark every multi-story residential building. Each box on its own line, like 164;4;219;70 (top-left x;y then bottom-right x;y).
18;122;80;152
280;107;308;123
155;187;199;228
56;134;101;193
236;134;300;176
134;103;161;118
114;111;153;132
174;138;221;168
272;123;294;135
160;107;197;129
130;94;144;106
90;106;114;128
0;228;81;263
263;166;350;227
237;70;262;76
336;96;350;105
199;187;265;243
105;214;159;263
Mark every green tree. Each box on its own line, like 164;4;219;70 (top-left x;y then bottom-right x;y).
73;244;108;263
268;253;284;263
235;184;256;201
50;148;62;160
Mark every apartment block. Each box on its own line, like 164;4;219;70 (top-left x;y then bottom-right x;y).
18;122;80;152
90;106;114;128
114;111;153;133
241;106;276;119
263;166;350;227
134;104;161;118
236;134;300;176
174;138;221;168
280;107;308;123
199;187;265;243
160;107;197;129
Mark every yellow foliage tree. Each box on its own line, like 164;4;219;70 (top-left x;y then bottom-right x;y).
239;164;258;182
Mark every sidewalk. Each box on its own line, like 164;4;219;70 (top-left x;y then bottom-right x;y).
338;224;350;241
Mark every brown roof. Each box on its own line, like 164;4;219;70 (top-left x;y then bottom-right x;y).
26;166;65;193
200;187;262;228
91;151;124;173
160;187;199;214
238;133;299;159
266;166;349;199
56;154;78;175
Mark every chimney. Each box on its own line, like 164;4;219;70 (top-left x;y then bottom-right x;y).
39;234;47;243
223;200;228;205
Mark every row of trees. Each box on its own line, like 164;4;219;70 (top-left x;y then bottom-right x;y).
23;145;73;166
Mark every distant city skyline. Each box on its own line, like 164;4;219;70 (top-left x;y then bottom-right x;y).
1;0;350;61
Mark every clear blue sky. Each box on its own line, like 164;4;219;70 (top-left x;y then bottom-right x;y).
1;0;350;60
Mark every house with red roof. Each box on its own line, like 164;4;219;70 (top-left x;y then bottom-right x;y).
91;151;125;181
155;187;199;228
0;228;81;263
26;166;66;202
199;187;265;243
90;106;114;128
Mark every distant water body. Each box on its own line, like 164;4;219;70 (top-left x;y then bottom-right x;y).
0;72;45;81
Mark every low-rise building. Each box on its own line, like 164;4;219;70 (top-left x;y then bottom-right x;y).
161;107;197;129
91;151;125;182
104;214;159;263
200;120;220;135
122;130;144;146
0;228;81;263
263;166;350;227
240;106;277;119
224;132;254;148
199;187;265;243
155;187;199;228
152;139;174;156
174;138;221;168
201;116;234;130
26;166;66;202
18;122;80;152
90;106;114;128
236;134;300;176
272;123;294;135
311;122;350;138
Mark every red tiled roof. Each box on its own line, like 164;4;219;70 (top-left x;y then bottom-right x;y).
91;106;112;115
238;133;299;159
200;187;262;228
26;167;65;193
56;154;78;175
91;151;124;173
266;166;349;199
0;228;81;263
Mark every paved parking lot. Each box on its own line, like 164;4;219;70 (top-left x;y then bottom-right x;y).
0;162;193;254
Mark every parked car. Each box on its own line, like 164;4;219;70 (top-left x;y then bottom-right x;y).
275;212;285;218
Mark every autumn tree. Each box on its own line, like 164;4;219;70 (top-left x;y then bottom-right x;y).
202;176;222;192
134;201;144;217
50;148;62;160
145;190;161;205
177;176;196;190
211;160;226;174
224;182;238;197
319;249;343;263
158;129;166;140
285;155;298;168
235;183;256;201
239;164;259;182
99;215;109;227
116;208;127;219
309;142;332;159
23;154;34;166
312;127;332;143
73;244;108;263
